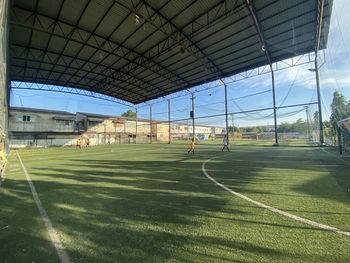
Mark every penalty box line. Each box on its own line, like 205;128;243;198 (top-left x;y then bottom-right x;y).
16;151;70;263
202;156;350;238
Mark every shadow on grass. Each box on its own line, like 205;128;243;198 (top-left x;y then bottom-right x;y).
3;144;349;262
1;173;292;262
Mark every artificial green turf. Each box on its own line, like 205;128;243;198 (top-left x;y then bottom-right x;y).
0;142;349;262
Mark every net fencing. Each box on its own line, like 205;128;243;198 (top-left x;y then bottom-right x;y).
8;0;350;151
317;0;350;153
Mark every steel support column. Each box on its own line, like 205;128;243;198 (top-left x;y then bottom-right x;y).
135;108;138;144
315;57;324;145
168;98;171;144
191;92;195;141
224;82;229;145
271;69;279;145
305;106;310;141
149;104;152;144
337;126;342;157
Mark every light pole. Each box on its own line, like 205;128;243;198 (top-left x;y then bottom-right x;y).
135;107;138;144
186;89;196;141
149;104;152;144
231;113;234;140
309;67;324;145
219;79;229;145
168;98;171;144
304;106;311;141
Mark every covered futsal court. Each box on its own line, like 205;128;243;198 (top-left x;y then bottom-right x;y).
1;0;350;262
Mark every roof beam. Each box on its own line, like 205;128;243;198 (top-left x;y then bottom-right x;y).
11;5;181;96
61;0;186;93
86;0;192;91
23;0;38;78
116;0;244;88
11;63;142;96
244;0;273;66
314;0;325;54
10;47;150;100
57;0;116;85
10;25;160;101
12;40;150;98
10;84;134;108
115;0;224;80
33;0;65;81
41;0;92;86
99;0;198;88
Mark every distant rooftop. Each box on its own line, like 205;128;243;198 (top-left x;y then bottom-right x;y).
10;106;75;116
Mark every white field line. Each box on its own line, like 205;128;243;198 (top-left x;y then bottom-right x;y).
202;157;350;237
16;151;70;263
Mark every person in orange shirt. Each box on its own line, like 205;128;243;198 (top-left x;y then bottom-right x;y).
187;139;195;154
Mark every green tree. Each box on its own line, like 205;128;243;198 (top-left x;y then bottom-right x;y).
290;118;307;133
121;110;136;118
329;90;350;147
228;126;240;132
330;91;350;135
278;122;292;133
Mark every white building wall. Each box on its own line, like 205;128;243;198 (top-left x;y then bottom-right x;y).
9;111;75;132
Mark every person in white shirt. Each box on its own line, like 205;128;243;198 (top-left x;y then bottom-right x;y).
222;135;230;152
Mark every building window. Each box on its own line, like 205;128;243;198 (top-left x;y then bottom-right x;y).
55;119;74;125
23;115;31;122
88;121;103;126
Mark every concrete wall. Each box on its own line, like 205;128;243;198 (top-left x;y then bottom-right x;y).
10;136;77;148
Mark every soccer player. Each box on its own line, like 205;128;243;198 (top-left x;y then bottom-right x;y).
76;138;81;149
222;135;230;152
188;139;195;154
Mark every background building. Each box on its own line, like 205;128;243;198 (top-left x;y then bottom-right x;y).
9;107;224;147
9;107;77;147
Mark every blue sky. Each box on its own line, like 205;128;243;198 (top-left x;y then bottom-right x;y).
10;0;350;128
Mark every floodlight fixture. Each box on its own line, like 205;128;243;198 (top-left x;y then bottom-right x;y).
134;14;140;25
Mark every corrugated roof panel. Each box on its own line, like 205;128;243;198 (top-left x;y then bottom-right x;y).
37;0;61;19
222;55;267;75
109;14;139;44
256;0;309;21
59;0;89;25
79;1;111;31
132;29;166;55
61;41;82;57
159;0;195;26
123;26;161;53
171;1;219;29
10;0;333;104
190;8;251;44
95;4;130;37
31;31;50;49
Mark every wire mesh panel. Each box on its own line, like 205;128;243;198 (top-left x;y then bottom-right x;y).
316;0;350;153
8;0;349;150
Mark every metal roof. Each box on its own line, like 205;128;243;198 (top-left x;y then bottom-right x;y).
10;0;333;104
